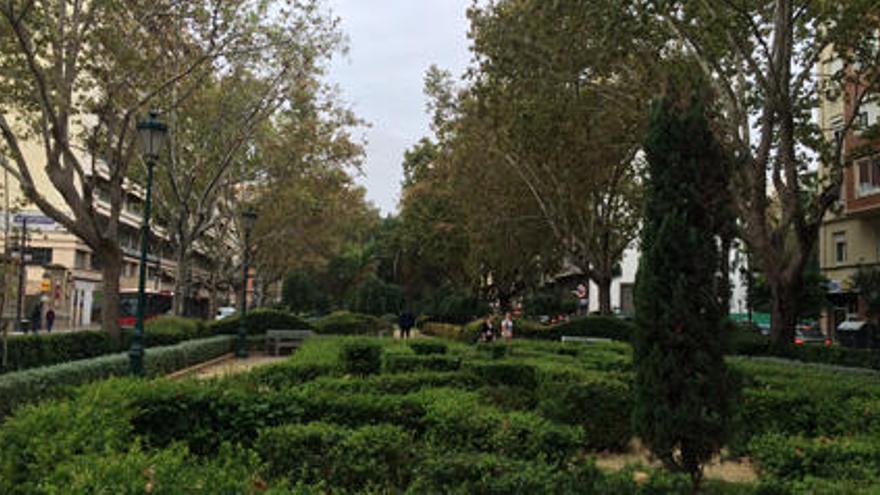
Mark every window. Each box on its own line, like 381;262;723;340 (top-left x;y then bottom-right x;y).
29;248;52;266
857;155;880;196
859;111;870;129
834;232;847;264
74;250;89;270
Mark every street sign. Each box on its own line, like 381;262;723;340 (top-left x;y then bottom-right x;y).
13;214;55;225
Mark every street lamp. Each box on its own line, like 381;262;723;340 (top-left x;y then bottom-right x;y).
130;110;167;376
236;207;258;358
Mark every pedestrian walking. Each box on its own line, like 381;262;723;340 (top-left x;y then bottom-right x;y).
30;302;42;334
575;283;588;316
46;308;55;333
398;310;415;339
479;315;495;343
501;312;514;342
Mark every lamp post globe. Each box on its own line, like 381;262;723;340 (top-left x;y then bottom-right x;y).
236;207;258;358
130;110;167;376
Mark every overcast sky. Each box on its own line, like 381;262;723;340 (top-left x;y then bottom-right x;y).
327;0;473;215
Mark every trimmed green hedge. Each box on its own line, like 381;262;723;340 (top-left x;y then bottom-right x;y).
313;310;392;336
385;354;462;373
2;316;213;375
0;336;234;418
1;331;115;373
520;316;634;342
727;329;880;371
420;321;476;342
750;433;880;482
208;308;313;336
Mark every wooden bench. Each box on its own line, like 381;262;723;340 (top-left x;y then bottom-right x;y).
265;329;313;356
560;336;612;344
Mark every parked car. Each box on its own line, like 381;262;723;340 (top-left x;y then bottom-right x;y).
215;306;236;320
794;324;831;346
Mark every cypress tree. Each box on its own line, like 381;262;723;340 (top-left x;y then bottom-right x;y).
633;82;735;490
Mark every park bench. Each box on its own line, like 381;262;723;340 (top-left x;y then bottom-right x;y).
560;336;612;344
265;329;313;356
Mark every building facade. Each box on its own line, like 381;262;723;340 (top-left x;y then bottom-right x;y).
817;47;880;333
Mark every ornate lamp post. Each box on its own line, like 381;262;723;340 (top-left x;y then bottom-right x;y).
236;207;257;358
130;110;167;376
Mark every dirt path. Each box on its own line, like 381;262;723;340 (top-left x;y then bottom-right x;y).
168;352;287;380
593;441;757;483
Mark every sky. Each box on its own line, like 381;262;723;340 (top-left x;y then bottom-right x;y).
326;0;473;215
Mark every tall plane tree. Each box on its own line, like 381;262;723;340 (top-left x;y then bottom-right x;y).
457;0;660;313
645;0;880;345
0;0;298;342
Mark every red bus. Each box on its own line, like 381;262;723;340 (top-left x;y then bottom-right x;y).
118;289;174;328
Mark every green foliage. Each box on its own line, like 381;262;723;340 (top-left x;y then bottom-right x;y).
313;310;392;335
539;378;634;452
8;335;880;492
464;361;538;389
281;271;329;314
340;339;383;376
634;90;735;482
345;275;404;316
532;316;634;341
421;321;479;342
524;288;579;317
408;340;448;355
749;434;880;483
420;287;491;325
0;331;115;373
384;354;461;373
1;317;216;375
209;308;313;336
0;336;234;418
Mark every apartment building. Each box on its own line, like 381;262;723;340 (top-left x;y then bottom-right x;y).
0;161;223;330
817;47;880;332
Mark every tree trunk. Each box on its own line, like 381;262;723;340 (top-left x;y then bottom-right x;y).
597;275;613;315
99;244;123;346
769;279;798;349
173;244;190;316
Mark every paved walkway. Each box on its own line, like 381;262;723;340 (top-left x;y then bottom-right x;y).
170;352;287;380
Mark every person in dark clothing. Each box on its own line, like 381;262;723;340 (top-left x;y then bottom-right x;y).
398;311;415;339
479;315;495;343
30;303;42;334
46;308;56;332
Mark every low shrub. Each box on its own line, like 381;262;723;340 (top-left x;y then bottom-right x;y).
302;372;478;396
538;377;634;452
40;443;263;495
257;422;415;490
526;316;635;342
142;316;207;346
749;433;880;482
464;361;539;389
408;340;448;355
256;422;344;482
341;339;383;376
420;321;477;342
314;310;392;335
209;308;312;336
0;330;115;373
476;342;509;359
0;336;234;418
385;354;461;373
478;385;537;411
407;453;614;494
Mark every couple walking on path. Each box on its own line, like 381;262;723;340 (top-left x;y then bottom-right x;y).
480;313;514;343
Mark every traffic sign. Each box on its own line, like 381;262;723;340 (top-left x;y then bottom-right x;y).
13;214;55;225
